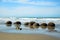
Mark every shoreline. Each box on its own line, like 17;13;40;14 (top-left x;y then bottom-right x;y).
0;32;60;40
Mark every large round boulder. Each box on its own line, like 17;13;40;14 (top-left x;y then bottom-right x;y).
40;23;47;29
24;22;29;26
6;21;12;26
47;22;55;31
33;23;40;29
14;21;21;30
14;21;21;25
6;21;12;24
29;21;36;29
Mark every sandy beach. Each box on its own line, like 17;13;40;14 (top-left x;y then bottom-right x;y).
0;32;60;40
0;18;60;40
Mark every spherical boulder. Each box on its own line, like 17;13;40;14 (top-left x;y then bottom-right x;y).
28;21;36;29
14;21;21;25
33;23;40;28
14;21;21;30
47;22;55;31
6;21;12;26
40;23;47;29
6;21;12;24
24;22;29;26
29;21;35;26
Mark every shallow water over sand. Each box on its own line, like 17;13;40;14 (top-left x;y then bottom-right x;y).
0;18;60;38
0;24;60;38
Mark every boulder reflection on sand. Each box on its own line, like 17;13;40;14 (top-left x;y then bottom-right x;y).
29;21;36;29
24;21;40;29
47;22;55;32
24;22;29;26
14;21;21;25
33;23;40;29
40;23;47;29
29;21;35;26
6;21;12;27
14;21;22;30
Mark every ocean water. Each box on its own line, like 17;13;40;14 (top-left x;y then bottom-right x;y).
0;17;60;38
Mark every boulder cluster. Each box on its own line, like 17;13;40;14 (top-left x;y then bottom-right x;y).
6;21;55;31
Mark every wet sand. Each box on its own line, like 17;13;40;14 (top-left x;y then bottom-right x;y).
0;32;60;40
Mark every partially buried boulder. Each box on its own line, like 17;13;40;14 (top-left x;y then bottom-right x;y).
24;22;29;26
47;22;55;32
14;21;21;25
33;23;40;29
40;23;47;29
29;21;35;26
14;21;21;30
6;21;12;26
29;21;36;29
6;21;12;24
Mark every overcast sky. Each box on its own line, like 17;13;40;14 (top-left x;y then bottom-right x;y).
0;0;60;17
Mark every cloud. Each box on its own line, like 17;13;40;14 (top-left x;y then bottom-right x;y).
0;6;60;17
1;0;59;6
28;1;58;6
2;0;28;2
0;0;60;17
